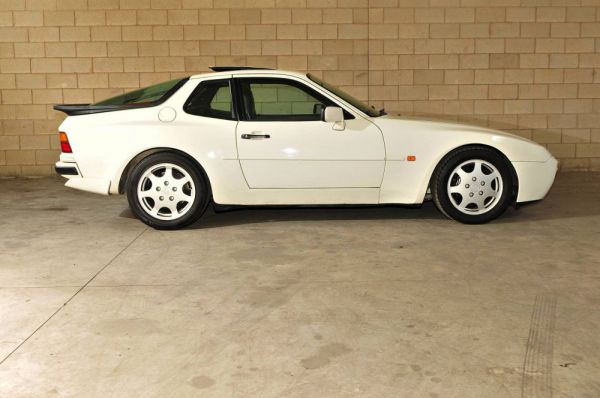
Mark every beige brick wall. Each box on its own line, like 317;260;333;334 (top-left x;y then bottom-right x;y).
1;0;600;176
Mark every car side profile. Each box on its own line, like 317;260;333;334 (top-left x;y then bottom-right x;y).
54;67;558;229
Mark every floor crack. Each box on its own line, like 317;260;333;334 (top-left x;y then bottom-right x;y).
0;227;147;366
521;294;557;398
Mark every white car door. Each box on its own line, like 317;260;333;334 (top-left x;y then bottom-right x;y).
235;77;385;189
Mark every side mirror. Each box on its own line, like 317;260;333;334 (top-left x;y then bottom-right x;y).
323;106;345;131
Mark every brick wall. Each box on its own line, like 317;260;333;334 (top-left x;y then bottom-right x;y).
1;0;599;176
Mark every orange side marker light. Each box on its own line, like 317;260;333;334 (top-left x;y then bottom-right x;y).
407;155;416;161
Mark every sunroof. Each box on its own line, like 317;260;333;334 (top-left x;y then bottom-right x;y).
209;66;273;72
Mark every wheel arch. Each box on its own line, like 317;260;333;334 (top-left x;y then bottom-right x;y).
427;143;519;203
117;147;212;196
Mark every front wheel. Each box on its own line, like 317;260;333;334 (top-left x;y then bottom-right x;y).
126;153;210;229
431;147;515;224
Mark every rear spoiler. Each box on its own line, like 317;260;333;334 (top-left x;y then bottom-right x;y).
54;77;190;116
53;103;154;116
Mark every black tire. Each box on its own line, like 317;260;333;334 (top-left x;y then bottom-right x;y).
126;152;210;230
430;146;515;224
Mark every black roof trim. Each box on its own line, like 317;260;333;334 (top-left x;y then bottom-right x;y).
209;66;273;72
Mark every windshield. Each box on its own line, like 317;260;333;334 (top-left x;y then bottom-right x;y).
307;74;381;117
94;78;186;106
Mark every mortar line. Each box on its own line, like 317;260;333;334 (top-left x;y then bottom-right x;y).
367;3;370;106
0;227;148;367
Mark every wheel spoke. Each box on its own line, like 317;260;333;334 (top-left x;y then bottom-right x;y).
173;177;192;193
164;165;174;179
454;167;468;182
486;174;501;192
474;194;487;209
486;169;499;180
448;184;467;196
177;176;192;187
473;160;483;175
459;200;475;211
483;195;495;208
169;179;193;204
180;186;193;197
140;191;160;202
151;206;162;217
145;173;159;189
163;200;179;215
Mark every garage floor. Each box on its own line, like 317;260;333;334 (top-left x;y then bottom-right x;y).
0;173;599;398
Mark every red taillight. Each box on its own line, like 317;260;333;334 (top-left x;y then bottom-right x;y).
59;132;72;153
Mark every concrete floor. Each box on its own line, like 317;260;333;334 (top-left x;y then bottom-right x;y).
0;173;599;398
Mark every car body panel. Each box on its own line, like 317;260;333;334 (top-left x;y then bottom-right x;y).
512;157;558;202
236;116;385;189
55;69;557;207
372;115;555;203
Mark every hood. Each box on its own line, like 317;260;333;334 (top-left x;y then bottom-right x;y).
372;114;553;162
376;114;531;142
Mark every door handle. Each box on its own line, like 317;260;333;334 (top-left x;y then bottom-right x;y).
241;132;270;139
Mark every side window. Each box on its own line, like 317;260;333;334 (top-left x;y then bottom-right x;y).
238;78;345;122
184;79;234;120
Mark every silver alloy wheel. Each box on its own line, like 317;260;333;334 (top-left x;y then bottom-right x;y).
446;159;503;215
137;163;195;220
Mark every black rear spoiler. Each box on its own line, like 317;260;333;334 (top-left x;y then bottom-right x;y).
53;103;154;116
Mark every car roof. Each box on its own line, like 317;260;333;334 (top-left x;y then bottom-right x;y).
189;68;308;80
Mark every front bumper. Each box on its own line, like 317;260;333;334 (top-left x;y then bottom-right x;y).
512;156;558;203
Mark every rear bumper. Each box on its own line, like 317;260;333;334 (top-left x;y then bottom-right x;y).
513;157;558;203
64;178;110;195
55;164;79;176
55;160;110;195
55;160;81;178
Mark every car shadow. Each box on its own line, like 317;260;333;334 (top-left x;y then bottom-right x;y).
118;172;600;229
187;202;445;230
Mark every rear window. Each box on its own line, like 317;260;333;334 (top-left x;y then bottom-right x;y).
94;78;187;106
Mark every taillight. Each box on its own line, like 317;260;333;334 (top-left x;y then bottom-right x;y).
59;132;72;153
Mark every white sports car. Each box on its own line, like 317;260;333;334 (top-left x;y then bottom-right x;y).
55;67;557;229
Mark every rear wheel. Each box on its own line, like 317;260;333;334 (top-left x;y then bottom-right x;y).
126;153;209;229
431;147;514;224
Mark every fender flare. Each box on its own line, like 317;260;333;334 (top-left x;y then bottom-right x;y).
427;144;519;203
117;147;212;197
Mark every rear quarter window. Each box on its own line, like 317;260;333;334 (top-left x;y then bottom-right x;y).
94;78;187;106
183;79;235;120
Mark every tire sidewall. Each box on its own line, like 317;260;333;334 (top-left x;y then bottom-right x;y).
434;148;514;224
126;153;209;229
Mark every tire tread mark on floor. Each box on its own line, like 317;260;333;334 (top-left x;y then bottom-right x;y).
0;227;147;366
521;294;557;398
